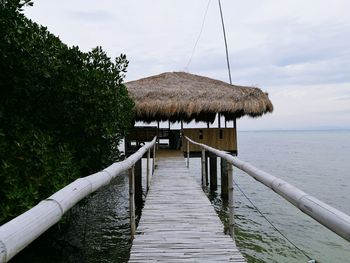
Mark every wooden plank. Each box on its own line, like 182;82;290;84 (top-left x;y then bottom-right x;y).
129;152;246;262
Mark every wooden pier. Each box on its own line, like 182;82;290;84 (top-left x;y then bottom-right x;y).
128;151;246;262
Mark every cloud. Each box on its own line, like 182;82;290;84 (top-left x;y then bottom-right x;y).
68;10;115;22
24;0;350;130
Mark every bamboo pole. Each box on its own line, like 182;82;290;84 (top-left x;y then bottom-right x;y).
0;137;157;262
186;140;190;168
147;149;150;192
227;164;234;237
201;148;207;187
129;166;136;239
184;135;350;243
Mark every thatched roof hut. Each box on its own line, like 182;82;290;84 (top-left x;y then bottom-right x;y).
126;72;273;123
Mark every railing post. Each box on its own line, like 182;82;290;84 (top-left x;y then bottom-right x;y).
186;140;190;168
128;166;136;239
134;159;142;205
201;148;207;187
227;163;234;237
221;158;228;200
205;152;209;186
147;149;150;192
209;156;218;190
153;143;156;174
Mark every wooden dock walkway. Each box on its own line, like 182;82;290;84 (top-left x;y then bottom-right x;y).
128;151;246;262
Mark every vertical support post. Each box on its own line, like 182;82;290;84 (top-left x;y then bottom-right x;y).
153;143;156;174
209;156;217;190
205;152;209;186
233;118;238;156
134;159;142;205
201;148;207;187
147;149;150;192
186;140;190;168
157;121;160;147
218;113;221;128
128;166;136;239
221;158;228;199
228;163;234;237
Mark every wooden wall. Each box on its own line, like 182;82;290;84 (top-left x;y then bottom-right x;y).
182;128;237;152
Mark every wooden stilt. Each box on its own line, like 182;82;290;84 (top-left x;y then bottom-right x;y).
221;158;228;199
186;140;190;168
147;149;150;192
209;156;218;190
128;166;136;239
157;121;160;147
134;159;142;205
153;143;156;174
205;152;209;186
228;164;234;237
201;149;207;187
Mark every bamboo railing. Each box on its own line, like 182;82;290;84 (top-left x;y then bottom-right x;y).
184;135;350;243
0;137;157;263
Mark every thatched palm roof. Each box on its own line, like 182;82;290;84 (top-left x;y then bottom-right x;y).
125;72;273;123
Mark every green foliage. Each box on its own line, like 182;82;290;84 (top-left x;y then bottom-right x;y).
0;0;134;224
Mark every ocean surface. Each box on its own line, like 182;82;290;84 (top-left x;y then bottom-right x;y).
208;130;350;263
13;130;350;263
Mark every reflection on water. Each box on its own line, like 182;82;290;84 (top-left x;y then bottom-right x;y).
13;172;135;263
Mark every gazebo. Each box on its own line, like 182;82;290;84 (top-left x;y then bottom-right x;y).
125;71;273;156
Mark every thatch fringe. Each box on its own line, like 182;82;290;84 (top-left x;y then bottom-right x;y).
126;72;273;122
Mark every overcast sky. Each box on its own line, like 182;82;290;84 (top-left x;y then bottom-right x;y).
25;0;350;130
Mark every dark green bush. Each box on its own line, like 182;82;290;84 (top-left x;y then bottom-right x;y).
0;0;134;224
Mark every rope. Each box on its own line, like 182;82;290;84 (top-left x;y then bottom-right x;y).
185;0;211;71
217;0;232;84
232;179;317;262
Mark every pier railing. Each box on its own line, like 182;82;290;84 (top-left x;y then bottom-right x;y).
0;136;157;263
184;135;350;243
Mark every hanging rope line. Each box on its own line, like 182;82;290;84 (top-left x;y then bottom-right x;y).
217;0;232;84
232;179;317;262
185;0;211;71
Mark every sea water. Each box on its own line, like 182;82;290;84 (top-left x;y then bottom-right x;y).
13;130;350;263
220;130;350;263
